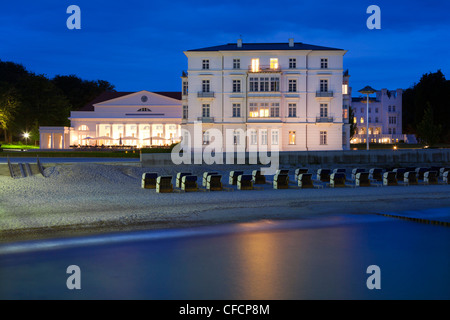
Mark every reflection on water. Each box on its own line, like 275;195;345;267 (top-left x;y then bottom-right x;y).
0;211;449;300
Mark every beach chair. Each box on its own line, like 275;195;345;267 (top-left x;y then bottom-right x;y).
330;172;346;188
443;171;449;184
415;167;429;180
156;176;173;193
176;172;191;188
237;174;253;190
252;170;266;185
333;168;346;174
141;172;158;189
383;172;398;186
316;169;331;182
206;174;223;191
430;167;442;175
404;171;418;185
393;168;406;182
424;171;438;185
202;172;218;187
439;167;450;178
294;168;309;182
351;168;365;180
273;174;289;189
355;172;371;187
369;168;383;182
229;171;244;185
181;175;198;192
276;169;289;175
297;173;314;188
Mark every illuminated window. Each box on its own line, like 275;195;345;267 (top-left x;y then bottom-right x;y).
360;117;364;124
353;117;357;124
270;58;278;69
251;58;260;72
259;103;269;117
289;131;296;145
249;103;259;118
79;125;88;131
342;84;348;94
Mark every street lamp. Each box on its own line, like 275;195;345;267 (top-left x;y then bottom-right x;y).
23;132;30;146
358;86;377;150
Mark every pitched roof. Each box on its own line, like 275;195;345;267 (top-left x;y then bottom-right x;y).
79;91;182;111
187;42;344;52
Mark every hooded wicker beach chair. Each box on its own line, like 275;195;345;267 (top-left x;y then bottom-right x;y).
176;172;191;188
330;172;346;188
252;170;266;185
443;171;449;184
355;172;371;187
316;169;331;182
156;176;173;193
424;171;438;185
273;173;289;189
369;168;383;182
141;172;158;189
415;167;429;180
297;173;314;188
393;168;406;182
237;174;253;190
206;174;223;191
294;168;309;182
404;171;418;185
229;170;244;185
351;168;366;180
181;175;198;192
439;167;450;178
202;172;218;187
383;172;398;186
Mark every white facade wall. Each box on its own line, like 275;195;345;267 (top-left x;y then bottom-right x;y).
182;42;348;152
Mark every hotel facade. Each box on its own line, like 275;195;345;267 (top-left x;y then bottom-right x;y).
39;91;182;149
181;39;351;152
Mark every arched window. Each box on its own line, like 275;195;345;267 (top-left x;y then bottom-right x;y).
137;108;151;112
79;125;88;131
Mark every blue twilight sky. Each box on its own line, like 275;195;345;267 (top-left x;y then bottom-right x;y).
1;0;449;96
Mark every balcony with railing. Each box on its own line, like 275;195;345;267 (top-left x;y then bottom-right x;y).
197;117;215;123
248;65;281;73
197;91;215;98
316;91;334;97
316;114;334;123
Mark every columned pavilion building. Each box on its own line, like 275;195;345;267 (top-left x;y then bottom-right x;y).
39;90;182;149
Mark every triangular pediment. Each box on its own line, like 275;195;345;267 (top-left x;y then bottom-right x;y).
94;90;180;107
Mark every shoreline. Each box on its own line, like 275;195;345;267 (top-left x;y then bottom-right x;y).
1;163;450;244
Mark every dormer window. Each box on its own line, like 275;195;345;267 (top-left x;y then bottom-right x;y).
137;108;151;112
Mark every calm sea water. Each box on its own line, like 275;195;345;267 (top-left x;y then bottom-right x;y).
0;209;449;300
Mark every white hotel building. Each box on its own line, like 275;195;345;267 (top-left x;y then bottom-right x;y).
39;91;182;149
181;39;351;152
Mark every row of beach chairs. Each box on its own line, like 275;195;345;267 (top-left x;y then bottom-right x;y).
141;166;450;193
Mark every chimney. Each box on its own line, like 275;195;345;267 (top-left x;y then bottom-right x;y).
289;38;294;47
237;38;242;48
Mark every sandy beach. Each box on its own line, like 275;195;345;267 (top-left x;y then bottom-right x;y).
1;162;449;243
